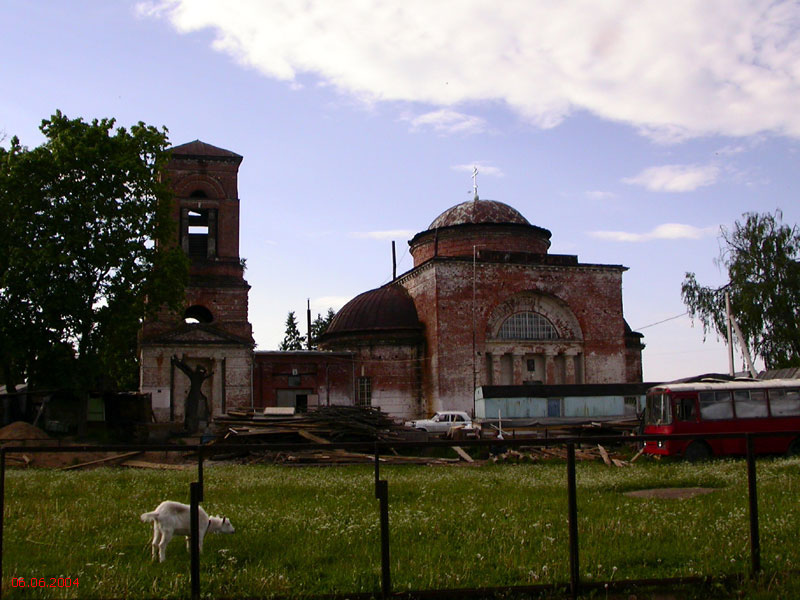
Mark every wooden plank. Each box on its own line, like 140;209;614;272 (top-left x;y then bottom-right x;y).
630;448;645;463
452;446;474;463
121;460;191;470
262;407;295;416
61;451;142;471
298;430;332;444
597;444;613;466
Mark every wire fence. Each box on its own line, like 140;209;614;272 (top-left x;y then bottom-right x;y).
0;431;796;599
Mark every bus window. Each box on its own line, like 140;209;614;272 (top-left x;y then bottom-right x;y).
734;389;768;418
699;391;734;420
675;398;696;421
646;394;672;425
769;389;800;416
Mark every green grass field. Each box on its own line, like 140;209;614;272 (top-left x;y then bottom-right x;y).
3;455;800;598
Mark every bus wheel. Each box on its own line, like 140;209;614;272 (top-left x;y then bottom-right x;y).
684;441;712;462
787;438;800;457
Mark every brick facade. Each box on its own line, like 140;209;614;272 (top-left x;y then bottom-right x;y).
321;198;645;419
139;141;254;427
139;144;643;423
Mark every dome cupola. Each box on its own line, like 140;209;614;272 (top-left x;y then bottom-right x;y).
319;285;422;347
409;198;552;266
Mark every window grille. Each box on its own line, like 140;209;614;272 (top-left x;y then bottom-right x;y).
356;377;372;407
498;312;558;340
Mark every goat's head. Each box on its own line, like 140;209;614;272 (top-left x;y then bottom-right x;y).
217;516;235;534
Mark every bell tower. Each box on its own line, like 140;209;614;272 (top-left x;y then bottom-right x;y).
140;141;254;427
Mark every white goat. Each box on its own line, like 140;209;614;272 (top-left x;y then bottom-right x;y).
140;501;235;562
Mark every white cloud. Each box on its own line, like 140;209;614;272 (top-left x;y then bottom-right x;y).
141;0;800;141
590;223;718;242
404;109;487;135
622;164;720;192
452;163;505;178
351;229;415;240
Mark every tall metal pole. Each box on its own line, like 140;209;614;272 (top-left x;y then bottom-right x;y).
392;241;397;280
307;298;313;350
472;245;478;417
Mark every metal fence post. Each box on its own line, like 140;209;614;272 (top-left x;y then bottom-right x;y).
0;449;5;600
376;479;391;598
197;450;204;503
190;481;201;600
374;443;380;490
746;434;761;577
567;442;580;600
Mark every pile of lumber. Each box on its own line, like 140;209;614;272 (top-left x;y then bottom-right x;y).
490;444;643;467
216;405;411;444
239;449;461;466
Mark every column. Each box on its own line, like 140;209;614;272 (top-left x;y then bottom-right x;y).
544;352;555;385
492;353;502;385
564;352;576;385
512;353;524;385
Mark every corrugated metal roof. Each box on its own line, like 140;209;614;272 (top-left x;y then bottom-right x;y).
760;367;800;380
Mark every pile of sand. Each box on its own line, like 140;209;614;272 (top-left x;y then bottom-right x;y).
0;421;50;441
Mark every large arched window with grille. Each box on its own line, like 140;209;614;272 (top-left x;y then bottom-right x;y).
498;312;559;340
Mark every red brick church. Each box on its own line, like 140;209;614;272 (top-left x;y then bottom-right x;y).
140;142;643;422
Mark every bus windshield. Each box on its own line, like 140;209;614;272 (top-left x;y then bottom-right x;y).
646;393;672;425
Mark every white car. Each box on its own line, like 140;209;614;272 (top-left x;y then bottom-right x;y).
406;411;472;434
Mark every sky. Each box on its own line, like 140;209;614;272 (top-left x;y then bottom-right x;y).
2;0;799;382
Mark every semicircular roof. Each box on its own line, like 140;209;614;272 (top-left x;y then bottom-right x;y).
429;198;530;229
324;285;422;337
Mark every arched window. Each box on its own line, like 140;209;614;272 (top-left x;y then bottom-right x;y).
498;312;558;340
184;305;213;324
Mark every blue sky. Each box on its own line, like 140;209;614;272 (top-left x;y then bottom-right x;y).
3;0;799;381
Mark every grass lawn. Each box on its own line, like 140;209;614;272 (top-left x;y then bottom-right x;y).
2;455;800;598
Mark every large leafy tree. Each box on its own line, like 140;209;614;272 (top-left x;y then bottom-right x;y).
681;210;800;370
0;111;187;393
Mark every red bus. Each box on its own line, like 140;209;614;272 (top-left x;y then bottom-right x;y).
643;378;800;460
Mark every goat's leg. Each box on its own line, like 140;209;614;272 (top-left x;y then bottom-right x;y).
158;529;173;563
151;523;161;561
185;533;204;553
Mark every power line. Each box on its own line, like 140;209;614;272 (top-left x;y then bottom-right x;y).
634;312;689;331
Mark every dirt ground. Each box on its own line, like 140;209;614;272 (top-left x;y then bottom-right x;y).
623;487;717;499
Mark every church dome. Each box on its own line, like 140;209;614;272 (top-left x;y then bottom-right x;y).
321;285;422;342
409;197;552;266
429;199;530;229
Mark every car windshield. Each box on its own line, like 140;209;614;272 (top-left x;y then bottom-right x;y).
645;394;672;425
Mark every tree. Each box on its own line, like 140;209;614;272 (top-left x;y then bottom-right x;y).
0;111;187;394
681;210;800;370
279;311;306;351
309;308;336;349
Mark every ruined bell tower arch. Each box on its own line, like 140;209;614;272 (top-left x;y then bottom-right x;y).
139;141;254;429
